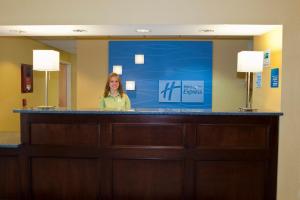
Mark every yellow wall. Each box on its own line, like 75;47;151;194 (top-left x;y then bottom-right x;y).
70;53;77;108
252;29;282;111
0;37;74;132
76;40;108;108
76;39;250;110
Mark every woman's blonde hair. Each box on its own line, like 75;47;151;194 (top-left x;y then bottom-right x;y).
104;73;124;97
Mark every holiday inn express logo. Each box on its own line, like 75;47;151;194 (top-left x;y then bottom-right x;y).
159;80;181;102
160;81;181;101
159;80;204;103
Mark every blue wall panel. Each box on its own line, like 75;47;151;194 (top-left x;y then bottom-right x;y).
109;41;212;109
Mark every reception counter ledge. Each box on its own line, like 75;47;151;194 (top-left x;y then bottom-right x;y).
1;109;282;200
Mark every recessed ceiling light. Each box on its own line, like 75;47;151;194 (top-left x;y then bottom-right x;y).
72;29;87;33
199;29;215;33
9;29;26;34
136;29;151;33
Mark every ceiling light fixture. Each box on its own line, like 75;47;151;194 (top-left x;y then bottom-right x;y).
136;29;151;33
113;65;123;75
135;54;144;64
199;29;215;33
9;29;26;34
72;29;87;33
126;81;136;91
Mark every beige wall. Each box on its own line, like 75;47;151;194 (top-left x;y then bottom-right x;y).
0;37;75;133
0;0;293;25
212;39;249;111
1;0;300;199
76;39;249;110
252;29;282;111
278;24;300;200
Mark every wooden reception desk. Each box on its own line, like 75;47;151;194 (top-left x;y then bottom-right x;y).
0;109;282;199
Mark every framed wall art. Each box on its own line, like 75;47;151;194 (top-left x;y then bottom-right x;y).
21;64;33;93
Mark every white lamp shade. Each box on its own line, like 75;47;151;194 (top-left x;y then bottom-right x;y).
113;65;122;75
126;81;135;90
135;54;144;64
237;51;264;72
33;50;60;71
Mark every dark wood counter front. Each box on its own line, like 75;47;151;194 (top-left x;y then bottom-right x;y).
1;111;281;199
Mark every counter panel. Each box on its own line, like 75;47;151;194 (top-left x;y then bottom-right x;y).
1;110;281;199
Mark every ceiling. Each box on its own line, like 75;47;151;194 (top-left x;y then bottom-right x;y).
0;24;282;54
36;40;77;54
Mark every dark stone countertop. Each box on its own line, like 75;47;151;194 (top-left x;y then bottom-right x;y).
13;108;283;116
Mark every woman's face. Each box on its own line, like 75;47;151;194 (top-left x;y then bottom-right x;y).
109;76;120;91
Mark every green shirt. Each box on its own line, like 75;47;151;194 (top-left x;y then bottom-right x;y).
99;93;131;111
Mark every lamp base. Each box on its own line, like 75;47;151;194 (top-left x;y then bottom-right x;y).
239;107;258;112
36;105;56;110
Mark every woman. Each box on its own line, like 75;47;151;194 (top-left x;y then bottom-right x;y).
99;72;131;111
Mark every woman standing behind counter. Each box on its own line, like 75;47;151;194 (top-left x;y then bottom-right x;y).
99;73;131;111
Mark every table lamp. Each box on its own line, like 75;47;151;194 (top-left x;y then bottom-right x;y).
33;50;60;109
237;51;263;111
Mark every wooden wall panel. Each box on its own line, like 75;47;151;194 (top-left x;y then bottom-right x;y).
31;158;99;200
112;123;184;146
195;161;265;200
31;123;100;146
112;159;184;199
197;124;268;148
0;156;19;199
